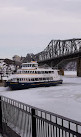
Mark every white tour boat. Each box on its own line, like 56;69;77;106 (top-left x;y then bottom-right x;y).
6;61;63;90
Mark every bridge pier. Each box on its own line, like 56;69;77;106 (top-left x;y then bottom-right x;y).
77;57;81;77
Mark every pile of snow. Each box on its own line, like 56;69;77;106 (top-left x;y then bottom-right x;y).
64;71;77;77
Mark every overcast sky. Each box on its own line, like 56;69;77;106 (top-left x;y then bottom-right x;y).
0;0;81;59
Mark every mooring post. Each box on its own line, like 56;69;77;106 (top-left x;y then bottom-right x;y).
0;96;3;134
31;108;36;137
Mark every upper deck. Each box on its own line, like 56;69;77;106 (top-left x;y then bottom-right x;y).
21;61;38;70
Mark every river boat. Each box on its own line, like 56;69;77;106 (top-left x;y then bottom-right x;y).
6;61;63;90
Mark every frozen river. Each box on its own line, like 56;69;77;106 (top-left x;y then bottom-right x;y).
0;71;81;122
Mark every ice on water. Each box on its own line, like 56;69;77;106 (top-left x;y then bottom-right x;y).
0;71;81;122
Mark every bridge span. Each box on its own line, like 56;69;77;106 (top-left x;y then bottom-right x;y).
36;38;81;76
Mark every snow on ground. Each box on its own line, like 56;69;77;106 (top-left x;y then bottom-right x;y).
64;70;77;76
0;71;81;123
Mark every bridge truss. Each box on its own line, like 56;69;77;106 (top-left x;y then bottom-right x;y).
38;39;81;61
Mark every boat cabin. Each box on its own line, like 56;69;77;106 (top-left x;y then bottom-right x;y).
21;61;38;69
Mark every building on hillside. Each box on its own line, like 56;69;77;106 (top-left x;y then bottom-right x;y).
0;58;16;81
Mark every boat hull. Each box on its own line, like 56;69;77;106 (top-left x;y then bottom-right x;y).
6;80;63;90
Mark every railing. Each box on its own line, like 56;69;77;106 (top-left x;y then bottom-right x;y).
0;96;81;137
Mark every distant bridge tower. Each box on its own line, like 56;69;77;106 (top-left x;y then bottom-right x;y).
77;57;81;77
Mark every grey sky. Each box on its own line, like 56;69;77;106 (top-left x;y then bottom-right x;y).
0;0;81;59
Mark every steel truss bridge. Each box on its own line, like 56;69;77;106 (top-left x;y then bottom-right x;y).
37;39;81;66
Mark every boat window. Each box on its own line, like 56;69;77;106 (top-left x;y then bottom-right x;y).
43;78;45;80
49;71;51;73
50;77;53;80
35;71;37;74
17;78;19;82
39;78;42;81
31;78;34;81
35;78;38;81
30;71;33;73
32;64;35;67
42;71;44;74
38;71;41;74
45;71;48;74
